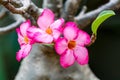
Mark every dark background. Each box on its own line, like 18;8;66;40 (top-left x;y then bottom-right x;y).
0;0;120;80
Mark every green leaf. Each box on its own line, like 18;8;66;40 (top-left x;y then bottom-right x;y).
91;10;115;35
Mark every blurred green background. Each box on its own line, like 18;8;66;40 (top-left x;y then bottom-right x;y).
0;0;120;80
0;14;20;80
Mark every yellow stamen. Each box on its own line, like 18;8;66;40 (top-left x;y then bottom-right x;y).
68;40;76;49
24;36;29;44
46;27;52;35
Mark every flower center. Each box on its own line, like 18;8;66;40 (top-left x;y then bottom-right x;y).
24;36;29;44
68;40;76;49
46;27;52;35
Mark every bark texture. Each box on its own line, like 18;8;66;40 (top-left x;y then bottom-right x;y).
15;44;99;80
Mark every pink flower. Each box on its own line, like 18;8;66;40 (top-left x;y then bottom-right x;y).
16;20;34;62
55;22;91;68
27;9;64;43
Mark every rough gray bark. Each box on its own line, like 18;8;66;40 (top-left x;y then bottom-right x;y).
15;44;99;80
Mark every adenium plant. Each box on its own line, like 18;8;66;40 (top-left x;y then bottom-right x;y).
16;8;91;68
16;8;114;68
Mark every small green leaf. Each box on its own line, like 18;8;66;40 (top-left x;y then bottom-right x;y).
91;10;115;35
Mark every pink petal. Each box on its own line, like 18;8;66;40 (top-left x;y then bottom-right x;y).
74;46;89;65
22;44;32;58
37;9;54;30
16;44;32;62
55;38;67;55
20;20;31;36
27;26;42;39
27;27;43;43
60;49;75;68
52;30;61;41
34;32;53;43
16;50;22;62
16;28;25;46
63;22;78;40
50;18;64;30
75;30;90;46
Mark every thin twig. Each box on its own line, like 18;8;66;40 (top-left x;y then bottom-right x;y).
3;3;24;14
61;0;82;21
75;0;120;28
87;34;97;46
77;6;87;17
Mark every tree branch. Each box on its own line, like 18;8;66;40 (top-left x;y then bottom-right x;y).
0;0;43;21
8;0;23;7
42;0;63;18
0;14;24;34
0;0;30;14
61;0;82;21
75;0;120;28
77;6;87;17
26;2;43;20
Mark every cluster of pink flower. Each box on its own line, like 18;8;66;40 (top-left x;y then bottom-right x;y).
16;9;91;68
